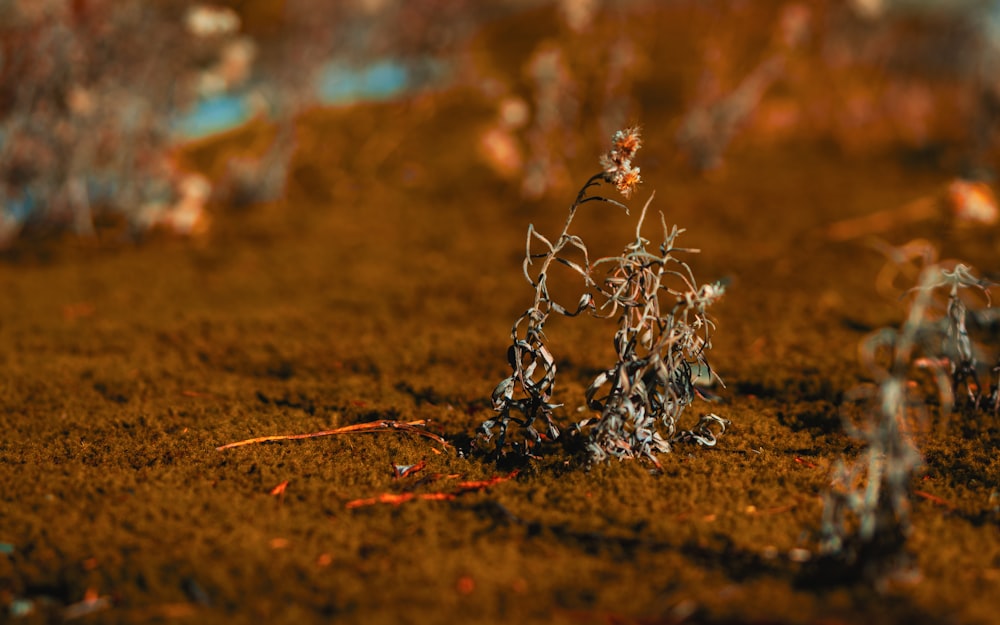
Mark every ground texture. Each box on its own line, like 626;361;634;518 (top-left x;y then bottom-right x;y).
2;4;999;624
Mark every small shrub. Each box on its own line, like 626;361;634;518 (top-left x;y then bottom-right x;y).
483;127;728;465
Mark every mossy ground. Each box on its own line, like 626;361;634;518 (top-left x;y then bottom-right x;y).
2;4;999;624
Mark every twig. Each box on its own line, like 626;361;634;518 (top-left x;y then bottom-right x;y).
913;489;953;509
346;492;455;508
345;470;519;509
746;503;798;516
216;419;449;451
392;460;427;479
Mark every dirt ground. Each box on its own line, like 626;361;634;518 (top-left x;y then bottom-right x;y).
2;4;999;624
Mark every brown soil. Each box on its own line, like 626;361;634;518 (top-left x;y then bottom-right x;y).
2;4;999;624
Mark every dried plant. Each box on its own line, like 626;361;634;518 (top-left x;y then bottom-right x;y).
930;264;996;412
819;270;931;578
870;243;998;414
484;127;728;464
482;160;620;453
819;249;996;581
0;1;500;246
674;4;810;174
0;2;252;242
519;43;580;200
579;195;727;466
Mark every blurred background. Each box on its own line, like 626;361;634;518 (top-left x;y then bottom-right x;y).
2;0;999;250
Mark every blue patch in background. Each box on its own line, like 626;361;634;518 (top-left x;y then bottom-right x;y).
171;93;254;139
317;58;410;105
